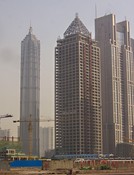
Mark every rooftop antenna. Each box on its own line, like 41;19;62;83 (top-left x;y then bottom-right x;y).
57;36;61;40
95;4;97;18
29;20;32;34
75;12;79;18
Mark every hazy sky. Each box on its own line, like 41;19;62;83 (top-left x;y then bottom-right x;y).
0;0;134;135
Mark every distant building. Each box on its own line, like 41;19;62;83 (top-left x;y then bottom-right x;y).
20;27;40;156
116;143;134;158
0;129;10;140
55;14;102;155
95;14;134;154
40;127;54;157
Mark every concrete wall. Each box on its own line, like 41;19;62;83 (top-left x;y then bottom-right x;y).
0;161;10;171
43;160;73;170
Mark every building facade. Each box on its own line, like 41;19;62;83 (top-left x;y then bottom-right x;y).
20;27;40;156
40;126;54;157
95;14;134;154
55;15;102;155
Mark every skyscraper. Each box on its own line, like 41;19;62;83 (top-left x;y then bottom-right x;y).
20;27;40;156
95;14;134;154
55;14;102;155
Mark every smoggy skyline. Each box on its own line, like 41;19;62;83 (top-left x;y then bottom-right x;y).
0;0;134;135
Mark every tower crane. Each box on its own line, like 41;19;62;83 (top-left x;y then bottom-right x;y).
13;115;54;156
0;114;13;119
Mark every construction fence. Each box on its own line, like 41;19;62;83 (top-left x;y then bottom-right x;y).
42;159;134;170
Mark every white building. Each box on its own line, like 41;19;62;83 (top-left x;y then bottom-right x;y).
40;127;54;157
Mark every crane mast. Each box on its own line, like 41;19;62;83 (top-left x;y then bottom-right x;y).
13;115;54;156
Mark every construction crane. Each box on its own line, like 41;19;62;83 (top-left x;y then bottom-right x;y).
0;114;13;119
13;115;54;156
0;114;13;129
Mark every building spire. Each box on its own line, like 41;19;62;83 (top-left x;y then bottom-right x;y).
75;12;79;18
95;4;97;18
29;26;33;34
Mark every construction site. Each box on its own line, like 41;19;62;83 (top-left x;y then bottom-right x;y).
0;137;134;174
0;115;134;174
0;114;133;175
0;158;134;174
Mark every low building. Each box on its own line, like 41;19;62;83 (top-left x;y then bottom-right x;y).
116;143;134;158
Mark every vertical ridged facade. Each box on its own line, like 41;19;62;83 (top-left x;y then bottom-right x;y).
55;15;102;155
95;14;134;154
20;27;40;156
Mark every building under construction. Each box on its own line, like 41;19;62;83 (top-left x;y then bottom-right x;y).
55;14;102;155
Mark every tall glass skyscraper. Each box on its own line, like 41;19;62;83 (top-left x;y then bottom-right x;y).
20;27;40;156
55;15;102;155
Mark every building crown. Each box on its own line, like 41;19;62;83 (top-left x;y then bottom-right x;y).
64;14;90;37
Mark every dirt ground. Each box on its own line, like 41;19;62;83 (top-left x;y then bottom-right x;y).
1;169;134;175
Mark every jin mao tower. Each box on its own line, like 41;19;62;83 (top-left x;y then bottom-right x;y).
20;27;40;156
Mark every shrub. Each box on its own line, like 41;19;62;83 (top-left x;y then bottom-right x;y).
100;164;111;170
80;166;92;170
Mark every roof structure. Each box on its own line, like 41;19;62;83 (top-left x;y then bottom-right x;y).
64;14;90;37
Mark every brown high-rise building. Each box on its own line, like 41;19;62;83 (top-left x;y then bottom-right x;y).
95;14;134;154
55;14;102;155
